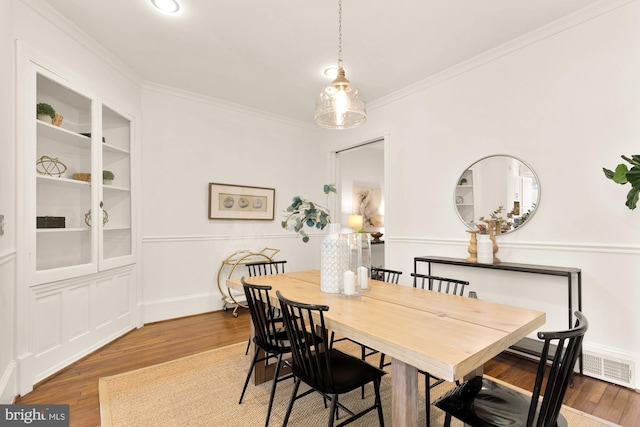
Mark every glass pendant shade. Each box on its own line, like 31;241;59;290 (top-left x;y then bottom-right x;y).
315;68;366;129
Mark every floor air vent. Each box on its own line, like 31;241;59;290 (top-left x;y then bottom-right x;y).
582;351;634;388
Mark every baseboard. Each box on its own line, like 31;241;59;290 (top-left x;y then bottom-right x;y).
0;360;17;404
142;292;220;324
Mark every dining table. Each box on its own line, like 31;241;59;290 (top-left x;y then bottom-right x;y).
227;269;545;427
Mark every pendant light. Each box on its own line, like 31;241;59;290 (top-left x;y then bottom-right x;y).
315;0;366;129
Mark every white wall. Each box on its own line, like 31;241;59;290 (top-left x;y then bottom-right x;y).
0;0;17;404
335;1;640;388
140;88;329;322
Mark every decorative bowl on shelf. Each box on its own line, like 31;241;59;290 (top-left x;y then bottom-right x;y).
370;232;383;243
72;173;91;182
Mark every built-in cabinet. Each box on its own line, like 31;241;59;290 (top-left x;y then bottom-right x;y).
17;45;137;393
455;169;475;226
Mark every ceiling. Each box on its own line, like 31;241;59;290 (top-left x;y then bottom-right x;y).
40;0;603;125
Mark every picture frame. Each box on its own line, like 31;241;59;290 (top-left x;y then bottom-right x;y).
208;183;275;220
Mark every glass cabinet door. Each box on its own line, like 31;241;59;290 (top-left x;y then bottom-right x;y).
35;73;96;280
100;105;133;265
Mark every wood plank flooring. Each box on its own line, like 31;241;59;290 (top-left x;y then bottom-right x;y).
14;310;640;426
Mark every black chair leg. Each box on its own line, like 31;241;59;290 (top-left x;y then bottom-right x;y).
239;347;260;404
361;345;367;399
265;353;283;427
282;377;301;427
245;337;251;355
374;378;385;427
328;393;339;427
425;373;431;427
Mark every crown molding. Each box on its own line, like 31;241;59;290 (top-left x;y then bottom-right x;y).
19;0;144;87
141;81;317;131
369;0;636;112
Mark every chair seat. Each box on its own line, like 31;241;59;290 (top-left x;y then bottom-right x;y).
304;348;386;395
434;376;568;427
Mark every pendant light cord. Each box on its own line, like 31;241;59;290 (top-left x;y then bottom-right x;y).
338;0;343;69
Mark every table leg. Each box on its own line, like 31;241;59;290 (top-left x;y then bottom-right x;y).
391;359;419;427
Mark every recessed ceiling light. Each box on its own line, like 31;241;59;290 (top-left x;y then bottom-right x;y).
323;66;339;79
151;0;180;13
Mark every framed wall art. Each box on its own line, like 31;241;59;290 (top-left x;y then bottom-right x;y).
208;183;275;220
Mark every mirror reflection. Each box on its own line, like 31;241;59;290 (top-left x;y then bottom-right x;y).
455;155;540;234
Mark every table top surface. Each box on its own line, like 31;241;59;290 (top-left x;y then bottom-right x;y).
228;270;545;381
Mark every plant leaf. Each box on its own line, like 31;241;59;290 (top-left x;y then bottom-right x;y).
626;166;640;188
602;168;614;180
622;154;640;166
612;164;629;184
625;187;639;210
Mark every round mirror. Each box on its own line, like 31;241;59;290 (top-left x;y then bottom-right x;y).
454;155;540;234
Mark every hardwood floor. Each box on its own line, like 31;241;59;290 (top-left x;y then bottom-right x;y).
15;310;640;426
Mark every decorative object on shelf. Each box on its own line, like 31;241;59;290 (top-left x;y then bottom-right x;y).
84;209;109;227
36;103;55;123
36;155;67;177
103;170;115;185
314;0;366;129
321;223;349;293
458;177;468;185
479;205;512;234
72;173;91;182
208;183;275;220
476;233;493;264
477;219;500;264
52;113;64;126
282;184;336;242
456;195;464;205
36;216;65;229
370;231;383;243
603;154;640;210
348;232;370;292
465;229;479;263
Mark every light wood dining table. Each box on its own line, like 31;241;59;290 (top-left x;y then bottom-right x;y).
227;270;545;427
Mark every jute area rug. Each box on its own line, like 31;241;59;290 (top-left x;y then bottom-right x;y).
99;342;618;427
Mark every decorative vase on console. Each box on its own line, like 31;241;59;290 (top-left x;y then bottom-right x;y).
320;223;350;293
476;233;493;264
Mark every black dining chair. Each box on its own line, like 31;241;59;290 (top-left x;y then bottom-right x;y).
243;260;287;355
370;267;402;284
276;290;386;427
246;260;287;277
239;278;293;427
411;272;471;426
434;311;588;427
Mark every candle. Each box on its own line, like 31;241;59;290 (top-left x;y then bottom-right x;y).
357;266;369;290
343;270;356;295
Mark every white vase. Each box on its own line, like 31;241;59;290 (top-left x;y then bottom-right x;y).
320;223;349;293
477;234;493;264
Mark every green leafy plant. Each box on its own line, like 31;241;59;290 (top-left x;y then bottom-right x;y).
36;103;56;119
603;154;640;210
281;184;336;243
103;170;115;181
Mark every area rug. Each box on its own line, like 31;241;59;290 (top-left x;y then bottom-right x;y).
99;342;619;426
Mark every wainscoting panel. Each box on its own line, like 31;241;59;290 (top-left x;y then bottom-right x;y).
28;265;136;384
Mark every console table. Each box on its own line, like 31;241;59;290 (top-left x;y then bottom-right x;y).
414;256;583;374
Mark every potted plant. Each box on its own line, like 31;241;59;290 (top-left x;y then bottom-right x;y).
281;184;336;242
603;154;640;210
103;170;115;185
36;103;56;123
